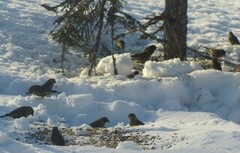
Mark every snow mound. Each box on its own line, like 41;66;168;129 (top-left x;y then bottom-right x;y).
14;118;30;130
0;132;35;153
116;141;142;151
96;53;133;76
143;58;202;77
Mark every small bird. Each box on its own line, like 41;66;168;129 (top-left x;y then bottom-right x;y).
27;78;61;98
127;71;140;79
115;37;125;50
128;113;144;126
228;31;240;45
211;58;222;71
131;45;157;63
204;47;226;58
50;127;65;146
41;79;56;90
89;117;109;128
209;49;226;58
0;106;34;119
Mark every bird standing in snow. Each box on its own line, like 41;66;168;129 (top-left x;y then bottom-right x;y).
127;70;140;79
228;31;240;45
89;117;110;128
27;78;61;98
131;45;157;63
211;58;222;71
50;127;65;146
128;113;145;126
0;106;34;119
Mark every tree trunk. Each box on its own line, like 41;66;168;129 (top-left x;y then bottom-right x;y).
164;0;188;61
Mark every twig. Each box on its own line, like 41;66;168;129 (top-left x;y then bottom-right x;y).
187;46;238;67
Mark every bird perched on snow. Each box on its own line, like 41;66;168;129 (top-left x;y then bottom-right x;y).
204;47;226;58
127;71;140;79
27;78;61;98
128;113;144;126
50;127;65;146
89;117;109;128
131;45;157;63
211;58;222;71
228;31;240;45
0;106;34;119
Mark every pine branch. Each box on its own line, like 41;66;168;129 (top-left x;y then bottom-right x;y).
187;46;238;67
187;46;211;60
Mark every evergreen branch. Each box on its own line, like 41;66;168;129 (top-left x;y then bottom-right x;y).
187;46;238;67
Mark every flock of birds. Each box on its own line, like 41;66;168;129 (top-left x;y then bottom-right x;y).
0;31;239;146
206;31;240;71
50;113;144;146
115;35;157;65
117;31;240;73
0;79;145;146
199;31;238;70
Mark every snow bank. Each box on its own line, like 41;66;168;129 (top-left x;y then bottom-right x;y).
0;132;36;153
143;58;202;78
116;141;142;151
13;118;30;130
96;53;133;76
1;0;240;152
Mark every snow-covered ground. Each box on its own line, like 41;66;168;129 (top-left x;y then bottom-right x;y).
1;0;240;152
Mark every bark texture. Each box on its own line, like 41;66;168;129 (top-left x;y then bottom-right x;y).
164;0;188;60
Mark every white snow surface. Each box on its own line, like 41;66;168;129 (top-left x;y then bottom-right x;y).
142;58;203;77
0;0;240;152
96;53;133;76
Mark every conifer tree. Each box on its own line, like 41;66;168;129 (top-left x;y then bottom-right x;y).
41;0;130;75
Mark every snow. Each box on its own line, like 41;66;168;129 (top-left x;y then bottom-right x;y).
116;141;142;151
0;132;36;153
13;117;31;130
96;53;133;76
0;0;240;152
142;58;202;77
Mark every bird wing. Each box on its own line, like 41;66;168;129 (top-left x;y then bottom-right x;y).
89;121;97;127
233;35;240;44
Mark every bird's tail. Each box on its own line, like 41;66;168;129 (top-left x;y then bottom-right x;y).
51;90;61;94
44;90;61;95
